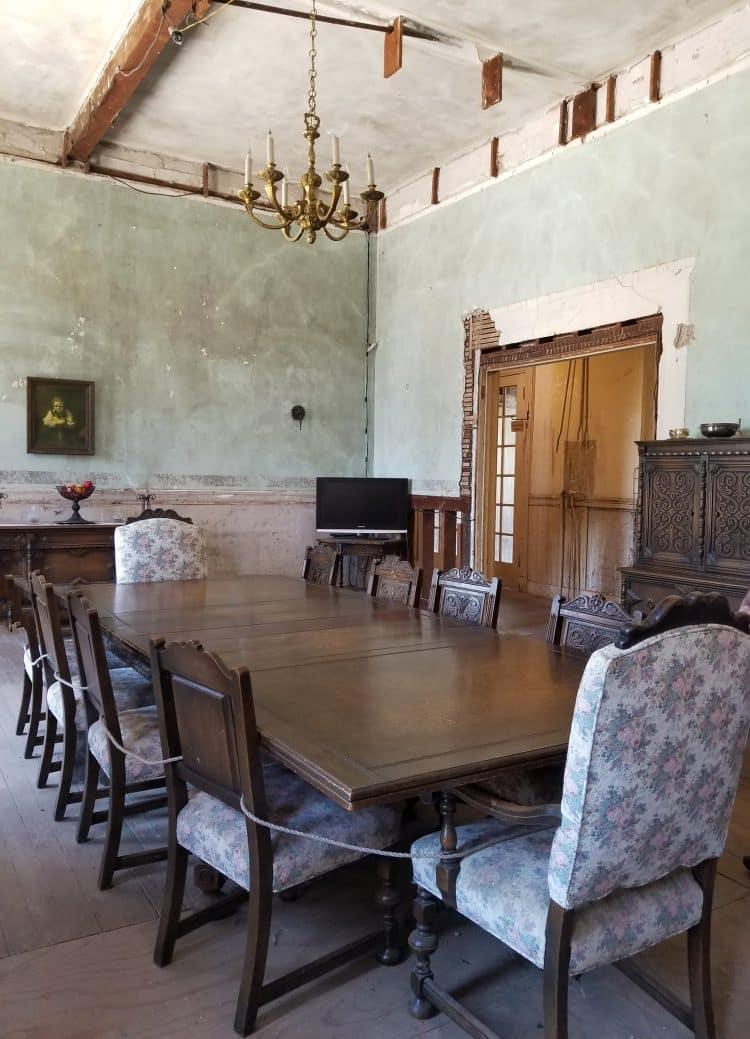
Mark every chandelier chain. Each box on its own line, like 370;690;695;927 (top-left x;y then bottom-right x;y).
308;0;318;117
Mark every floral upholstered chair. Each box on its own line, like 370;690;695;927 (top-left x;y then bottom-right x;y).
68;591;166;890
115;517;208;583
31;572;153;823
409;618;750;1039
150;639;402;1037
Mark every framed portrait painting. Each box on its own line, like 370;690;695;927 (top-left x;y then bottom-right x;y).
27;377;95;455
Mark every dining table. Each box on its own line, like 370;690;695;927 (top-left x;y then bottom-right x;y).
68;575;586;811
50;573;587;990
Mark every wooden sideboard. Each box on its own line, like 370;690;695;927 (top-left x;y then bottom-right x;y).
0;523;118;587
620;437;750;612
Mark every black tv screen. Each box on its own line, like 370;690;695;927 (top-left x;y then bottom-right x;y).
316;477;409;534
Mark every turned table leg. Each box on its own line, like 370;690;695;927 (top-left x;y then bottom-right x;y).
376;856;403;965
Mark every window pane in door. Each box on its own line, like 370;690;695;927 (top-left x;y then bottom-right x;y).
492;383;519;571
501;535;513;564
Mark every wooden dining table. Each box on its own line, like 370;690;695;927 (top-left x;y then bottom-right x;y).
69;575;585;810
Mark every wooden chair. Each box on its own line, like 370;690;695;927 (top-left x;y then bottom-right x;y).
547;591;633;655
301;543;341;586
409;593;750;1039
427;567;501;629
68;591;167;889
114;516;208;583
367;555;422;607
150;638;402;1036
32;572;153;821
15;604;46;759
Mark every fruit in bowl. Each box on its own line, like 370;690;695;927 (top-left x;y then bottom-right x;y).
56;481;95;523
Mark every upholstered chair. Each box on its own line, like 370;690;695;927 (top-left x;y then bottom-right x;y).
68;592;167;889
150;638;402;1036
31;572;153;822
114;518;208;583
409;620;750;1039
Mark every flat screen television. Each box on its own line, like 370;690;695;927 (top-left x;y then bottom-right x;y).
315;477;409;535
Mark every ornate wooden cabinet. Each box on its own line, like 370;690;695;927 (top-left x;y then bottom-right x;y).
0;523;117;586
620;438;750;612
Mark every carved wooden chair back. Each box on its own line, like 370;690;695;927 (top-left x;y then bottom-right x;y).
67;592;124;739
150;638;270;863
546;592;632;656
125;508;194;524
301;543;341;586
617;590;745;647
427;566;501;629
30;570;71;691
367;555;422;608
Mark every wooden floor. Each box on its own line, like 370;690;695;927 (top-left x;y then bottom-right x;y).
2;592;750;1038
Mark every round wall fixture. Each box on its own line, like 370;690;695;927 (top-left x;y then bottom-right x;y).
291;404;306;430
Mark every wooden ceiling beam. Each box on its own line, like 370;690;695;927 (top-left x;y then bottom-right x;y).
66;0;195;163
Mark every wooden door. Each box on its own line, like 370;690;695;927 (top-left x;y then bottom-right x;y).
481;368;532;590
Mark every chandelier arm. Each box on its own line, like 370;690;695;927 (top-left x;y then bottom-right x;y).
316;181;344;224
244;206;289;231
262;179;296;226
323;224;351;242
282;222;306;243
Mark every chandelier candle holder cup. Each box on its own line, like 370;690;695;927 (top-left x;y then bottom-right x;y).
238;0;383;244
56;481;95;524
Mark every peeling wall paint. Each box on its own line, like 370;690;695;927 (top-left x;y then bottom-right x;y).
0;161;368;492
371;65;750;494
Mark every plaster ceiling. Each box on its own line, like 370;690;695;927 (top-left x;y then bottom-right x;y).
0;1;744;194
0;0;142;128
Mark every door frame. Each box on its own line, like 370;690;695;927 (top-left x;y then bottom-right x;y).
476;365;534;590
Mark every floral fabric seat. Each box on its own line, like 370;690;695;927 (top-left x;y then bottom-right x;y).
47;666;153;732
412;820;702;974
88;705;163;783
176;760;402;893
115;518;208;584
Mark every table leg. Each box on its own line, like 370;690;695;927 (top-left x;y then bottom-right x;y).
375;856;403;965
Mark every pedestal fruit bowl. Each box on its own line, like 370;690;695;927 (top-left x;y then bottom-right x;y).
56;481;95;524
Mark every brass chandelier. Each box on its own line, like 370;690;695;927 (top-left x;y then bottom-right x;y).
238;0;383;244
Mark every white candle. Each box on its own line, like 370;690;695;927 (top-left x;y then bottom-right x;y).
366;153;375;185
244;152;252;184
281;179;288;208
331;135;340;165
342;178;350;206
266;130;275;165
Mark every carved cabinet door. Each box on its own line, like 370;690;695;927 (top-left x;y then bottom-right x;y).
639;458;704;568
704;457;750;576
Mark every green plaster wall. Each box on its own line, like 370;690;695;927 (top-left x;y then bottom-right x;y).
372;67;750;492
0;161;368;489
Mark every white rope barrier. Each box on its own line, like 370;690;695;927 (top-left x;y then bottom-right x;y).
102;726;183;767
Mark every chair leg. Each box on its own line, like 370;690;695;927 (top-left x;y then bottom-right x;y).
234;871;273;1036
408;886;439;1020
688;861;717;1039
98;764;126;890
543;901;573;1039
77;751;102;844
154;842;189;968
37;709;59;788
16;670;32;736
53;721;79;822
376;856;403;965
24;674;45;759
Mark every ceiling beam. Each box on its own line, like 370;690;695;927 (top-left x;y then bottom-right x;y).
67;0;195;163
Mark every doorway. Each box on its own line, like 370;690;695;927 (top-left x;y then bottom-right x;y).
477;341;658;597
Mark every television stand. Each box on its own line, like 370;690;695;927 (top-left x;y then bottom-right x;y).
315;535;406;590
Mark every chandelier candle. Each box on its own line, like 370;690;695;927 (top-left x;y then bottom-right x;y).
238;0;383;244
